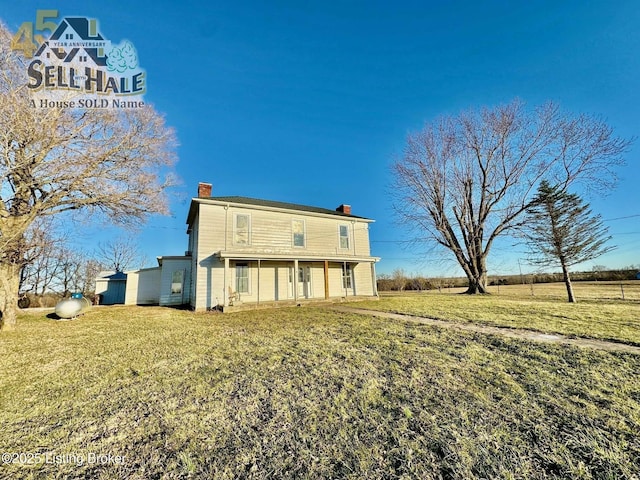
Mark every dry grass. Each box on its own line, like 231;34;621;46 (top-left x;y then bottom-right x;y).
363;282;640;345
487;281;640;302
0;305;639;479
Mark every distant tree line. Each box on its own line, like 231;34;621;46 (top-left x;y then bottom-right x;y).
377;269;467;292
18;220;146;308
377;266;640;292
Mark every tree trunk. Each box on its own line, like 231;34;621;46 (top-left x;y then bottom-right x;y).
0;261;21;330
462;256;489;294
560;261;576;303
464;274;488;294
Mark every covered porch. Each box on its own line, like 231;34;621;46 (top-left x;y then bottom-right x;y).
216;252;379;310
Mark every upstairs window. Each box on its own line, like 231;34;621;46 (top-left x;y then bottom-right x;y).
292;219;305;247
234;214;251;245
339;224;350;249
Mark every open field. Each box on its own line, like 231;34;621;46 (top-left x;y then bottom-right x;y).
485;281;640;302
365;282;640;346
1;305;639;479
382;280;640;302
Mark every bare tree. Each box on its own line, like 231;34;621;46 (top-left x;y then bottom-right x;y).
77;258;102;298
392;100;631;294
391;268;406;291
96;235;146;273
522;181;615;303
0;23;177;329
56;247;87;297
18;218;67;305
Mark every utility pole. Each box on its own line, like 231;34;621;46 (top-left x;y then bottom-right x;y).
518;259;524;285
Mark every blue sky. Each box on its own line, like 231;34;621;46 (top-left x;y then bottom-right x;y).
2;0;639;276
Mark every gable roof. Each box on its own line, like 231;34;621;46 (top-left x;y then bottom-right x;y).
186;195;372;227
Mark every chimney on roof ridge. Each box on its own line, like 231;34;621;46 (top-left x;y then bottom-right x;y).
198;182;212;198
336;204;351;215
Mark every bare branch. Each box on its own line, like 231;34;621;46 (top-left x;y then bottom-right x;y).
0;21;178;329
392;99;631;294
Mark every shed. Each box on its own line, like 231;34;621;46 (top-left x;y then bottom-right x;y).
125;267;161;305
95;271;127;305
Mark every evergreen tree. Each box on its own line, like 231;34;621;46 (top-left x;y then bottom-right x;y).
523;181;615;302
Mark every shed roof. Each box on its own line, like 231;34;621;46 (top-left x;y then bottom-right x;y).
96;270;127;280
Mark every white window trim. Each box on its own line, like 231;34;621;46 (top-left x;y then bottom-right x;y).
287;266;294;298
342;264;353;290
338;224;350;250
235;262;251;295
298;265;312;298
233;213;252;246
171;270;184;295
292;219;306;248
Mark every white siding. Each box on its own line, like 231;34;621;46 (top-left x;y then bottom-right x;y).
196;203;372;258
159;258;191;306
328;264;346;298
193;204;226;310
353;262;374;296
125;268;161;305
188;215;199;308
95;279;108;297
189;201;378;309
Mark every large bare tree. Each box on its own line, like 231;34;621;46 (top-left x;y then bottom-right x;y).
392;100;630;294
0;22;177;329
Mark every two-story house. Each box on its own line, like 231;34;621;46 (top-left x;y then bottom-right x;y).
98;183;380;311
187;183;380;311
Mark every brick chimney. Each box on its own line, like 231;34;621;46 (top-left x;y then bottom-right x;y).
336;204;351;215
198;182;212;198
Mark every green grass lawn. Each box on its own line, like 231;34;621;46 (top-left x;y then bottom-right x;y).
356;283;640;346
1;305;639;479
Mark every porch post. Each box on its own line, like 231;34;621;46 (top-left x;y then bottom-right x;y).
293;259;299;301
223;257;230;307
371;262;378;297
257;259;261;306
324;260;329;299
343;261;348;297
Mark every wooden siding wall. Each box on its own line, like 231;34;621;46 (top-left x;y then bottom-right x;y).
125;268;161;305
208;204;373;257
353;263;374;296
159;258;192;306
191;203;376;309
193;205;225;310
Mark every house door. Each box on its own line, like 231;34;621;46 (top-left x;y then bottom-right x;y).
298;266;312;299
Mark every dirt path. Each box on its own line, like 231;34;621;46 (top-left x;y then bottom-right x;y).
332;306;640;354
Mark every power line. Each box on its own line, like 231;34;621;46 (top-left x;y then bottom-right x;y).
603;214;640;222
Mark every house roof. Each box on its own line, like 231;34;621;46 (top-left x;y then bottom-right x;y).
187;195;372;227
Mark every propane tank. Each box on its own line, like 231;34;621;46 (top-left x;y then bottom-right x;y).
55;293;91;319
